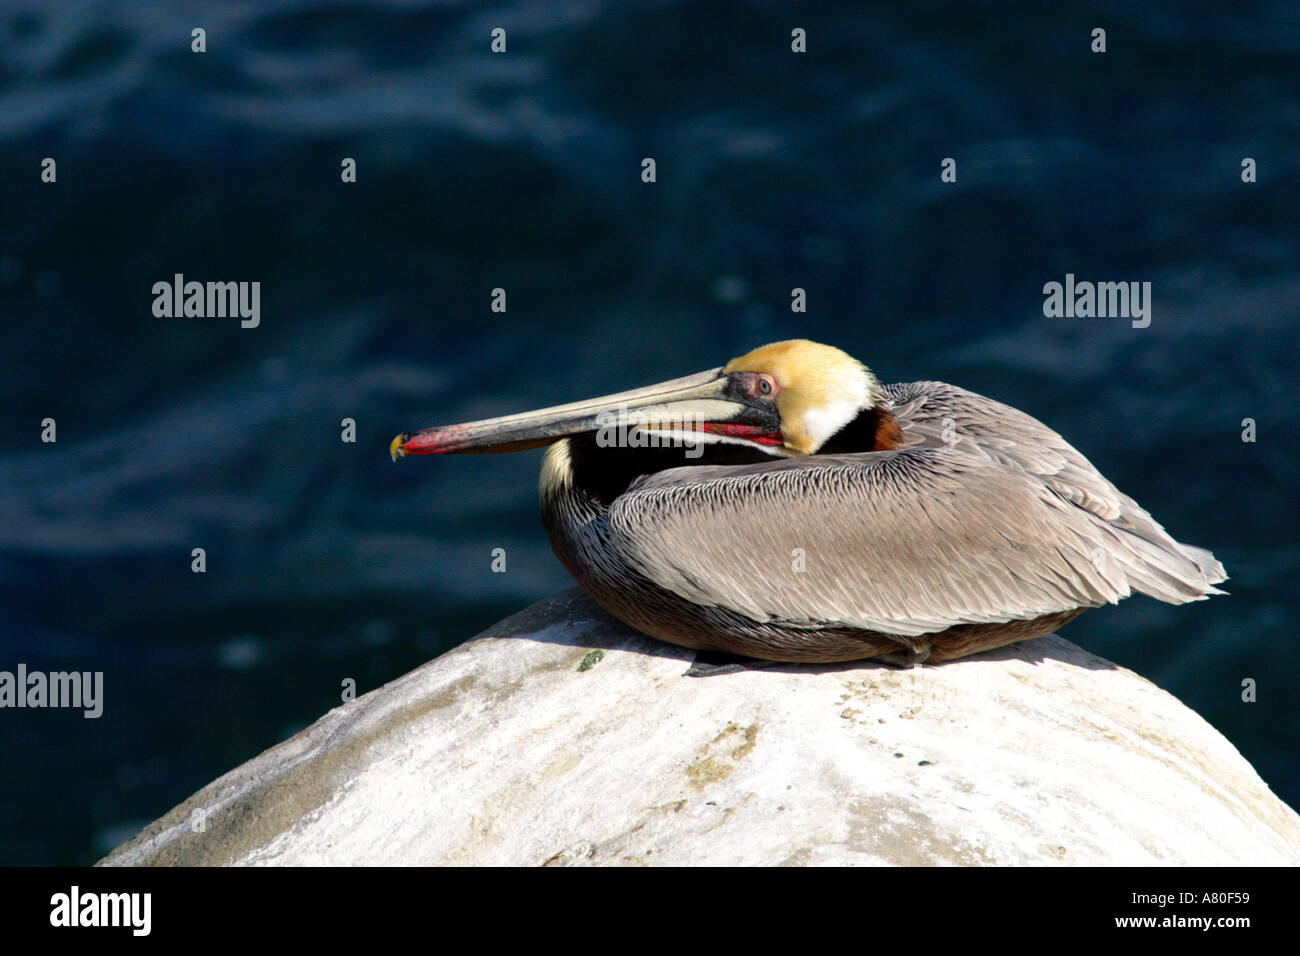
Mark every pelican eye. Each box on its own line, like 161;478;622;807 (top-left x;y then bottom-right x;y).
758;377;773;395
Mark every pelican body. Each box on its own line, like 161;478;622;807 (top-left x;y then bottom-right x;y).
392;340;1226;664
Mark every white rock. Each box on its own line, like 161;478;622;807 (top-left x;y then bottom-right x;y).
100;589;1300;866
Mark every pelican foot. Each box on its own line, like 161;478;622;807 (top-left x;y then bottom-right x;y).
684;650;780;677
874;643;933;668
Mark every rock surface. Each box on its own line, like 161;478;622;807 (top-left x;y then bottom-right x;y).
101;589;1300;866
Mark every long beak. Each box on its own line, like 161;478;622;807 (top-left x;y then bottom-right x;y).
391;367;759;459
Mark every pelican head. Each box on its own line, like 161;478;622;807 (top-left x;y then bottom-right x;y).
723;340;882;455
391;339;883;461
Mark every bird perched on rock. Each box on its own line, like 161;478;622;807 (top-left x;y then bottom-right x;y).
392;339;1226;665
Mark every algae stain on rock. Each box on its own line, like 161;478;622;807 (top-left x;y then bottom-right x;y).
732;723;759;760
709;721;760;755
577;650;605;672
686;755;734;789
685;722;760;789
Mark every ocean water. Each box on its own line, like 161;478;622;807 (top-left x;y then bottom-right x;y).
1;1;1297;864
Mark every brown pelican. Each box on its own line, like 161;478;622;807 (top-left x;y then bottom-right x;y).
391;340;1226;664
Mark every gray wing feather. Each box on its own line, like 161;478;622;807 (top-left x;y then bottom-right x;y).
607;381;1226;637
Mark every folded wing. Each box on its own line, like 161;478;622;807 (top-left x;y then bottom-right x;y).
607;381;1225;638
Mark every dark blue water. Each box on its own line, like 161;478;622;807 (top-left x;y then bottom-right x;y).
1;2;1296;864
